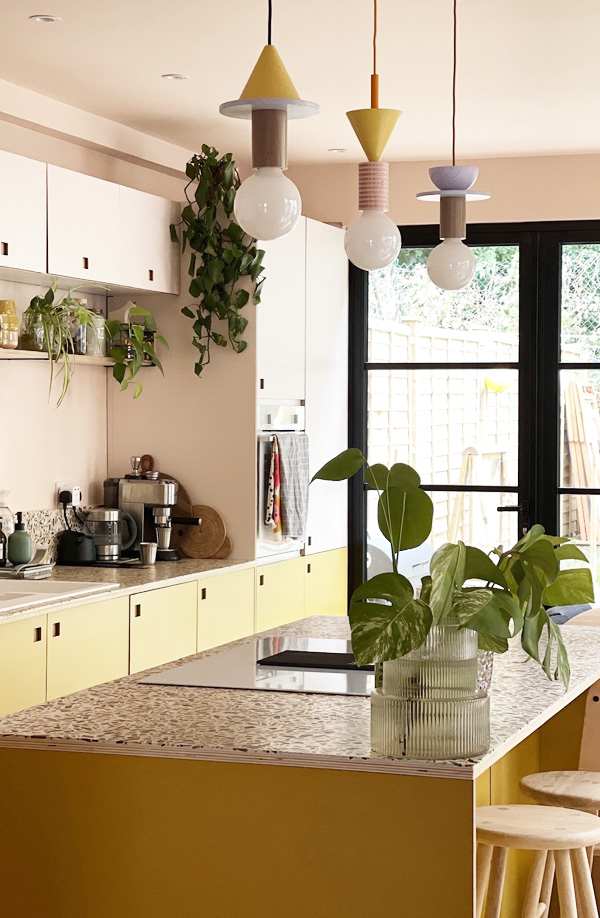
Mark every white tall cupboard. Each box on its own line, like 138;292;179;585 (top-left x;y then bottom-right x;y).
304;220;348;554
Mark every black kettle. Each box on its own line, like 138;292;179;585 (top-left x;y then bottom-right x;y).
56;530;96;565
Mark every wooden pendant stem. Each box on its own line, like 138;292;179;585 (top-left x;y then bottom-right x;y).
251;109;287;169
371;74;379;108
440;195;467;239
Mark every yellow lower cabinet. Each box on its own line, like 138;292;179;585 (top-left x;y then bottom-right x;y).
130;581;197;674
47;598;129;701
255;556;306;632
304;548;347;617
197;568;255;652
0;614;47;716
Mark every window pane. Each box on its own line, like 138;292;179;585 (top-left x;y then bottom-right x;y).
366;490;519;585
561;244;600;361
560;369;600;487
560;494;599;601
368;369;519;486
368;245;519;363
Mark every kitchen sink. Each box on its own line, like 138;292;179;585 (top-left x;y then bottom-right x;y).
0;579;118;614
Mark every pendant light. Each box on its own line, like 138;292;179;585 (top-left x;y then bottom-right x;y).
220;0;319;240
344;0;402;272
416;0;489;290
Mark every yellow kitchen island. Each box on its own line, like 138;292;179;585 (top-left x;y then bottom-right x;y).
0;616;598;918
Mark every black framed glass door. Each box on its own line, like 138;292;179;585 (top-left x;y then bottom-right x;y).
348;221;600;597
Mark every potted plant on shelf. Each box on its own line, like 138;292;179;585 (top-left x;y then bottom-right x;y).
312;448;594;760
106;304;168;399
20;282;99;406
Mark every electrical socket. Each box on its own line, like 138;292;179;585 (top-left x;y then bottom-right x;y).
56;482;82;507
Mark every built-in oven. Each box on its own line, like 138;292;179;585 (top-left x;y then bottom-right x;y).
257;403;306;557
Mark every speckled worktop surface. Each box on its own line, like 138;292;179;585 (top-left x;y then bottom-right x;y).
0;616;599;779
0;557;253;620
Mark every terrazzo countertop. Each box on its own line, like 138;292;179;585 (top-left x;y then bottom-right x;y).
0;616;599;779
0;557;253;620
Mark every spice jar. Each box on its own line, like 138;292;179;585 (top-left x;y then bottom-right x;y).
0;300;19;349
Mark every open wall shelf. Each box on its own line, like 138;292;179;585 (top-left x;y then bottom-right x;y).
0;349;116;367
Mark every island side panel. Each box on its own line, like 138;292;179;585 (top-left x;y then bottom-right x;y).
0;748;475;918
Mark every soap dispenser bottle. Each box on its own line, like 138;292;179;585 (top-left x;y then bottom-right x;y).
8;512;31;566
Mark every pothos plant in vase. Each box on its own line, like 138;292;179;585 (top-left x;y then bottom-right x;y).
312;449;594;760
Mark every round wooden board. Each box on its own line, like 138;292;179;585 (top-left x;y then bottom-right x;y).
209;535;232;559
180;504;226;559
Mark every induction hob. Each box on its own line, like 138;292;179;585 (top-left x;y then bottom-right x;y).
139;637;375;697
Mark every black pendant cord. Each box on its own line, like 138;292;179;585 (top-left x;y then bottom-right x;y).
268;0;272;44
452;0;457;165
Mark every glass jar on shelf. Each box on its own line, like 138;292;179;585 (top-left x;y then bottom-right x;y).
86;308;107;357
0;301;19;349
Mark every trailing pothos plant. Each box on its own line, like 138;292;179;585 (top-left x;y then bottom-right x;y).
170;145;265;376
313;448;595;687
106;306;167;399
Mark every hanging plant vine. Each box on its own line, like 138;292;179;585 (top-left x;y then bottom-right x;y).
171;145;265;375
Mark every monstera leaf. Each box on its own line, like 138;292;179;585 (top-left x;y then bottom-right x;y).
348;572;432;667
377;487;434;553
311;448;365;482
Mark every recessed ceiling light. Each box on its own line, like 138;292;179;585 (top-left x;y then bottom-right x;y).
29;13;61;22
328;148;348;154
161;73;189;81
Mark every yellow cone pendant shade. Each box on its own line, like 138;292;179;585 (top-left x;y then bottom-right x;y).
240;45;300;101
346;108;401;163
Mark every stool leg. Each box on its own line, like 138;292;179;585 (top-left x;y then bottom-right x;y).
476;844;494;918
571;846;599;918
555;849;578;918
484;846;508;918
538;851;555;918
521;850;548;918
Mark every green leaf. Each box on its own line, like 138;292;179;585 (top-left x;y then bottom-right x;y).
554;543;590;563
521;539;559;584
348;573;432;666
377;487;433;553
429;542;467;623
542;567;595;606
452;587;523;639
515;524;546;552
169;223;179;244
112;363;126;384
388;463;421;489
419;575;432;604
364;463;389;490
464;545;507;588
521;611;545;662
311;448;365;482
181;306;195;319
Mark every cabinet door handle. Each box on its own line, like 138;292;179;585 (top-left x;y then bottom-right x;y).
307;535;312;547
0;242;8;256
259;378;265;390
307;563;311;574
52;622;61;638
148;269;154;282
134;603;142;617
259;574;264;586
33;626;42;643
82;256;89;270
201;587;207;600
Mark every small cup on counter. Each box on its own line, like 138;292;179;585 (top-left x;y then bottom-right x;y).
140;542;158;566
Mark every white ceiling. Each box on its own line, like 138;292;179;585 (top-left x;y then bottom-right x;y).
1;0;600;167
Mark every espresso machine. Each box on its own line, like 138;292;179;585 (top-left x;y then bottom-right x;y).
104;458;183;561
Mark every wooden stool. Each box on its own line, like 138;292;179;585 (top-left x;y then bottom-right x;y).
521;771;600;813
476;805;600;918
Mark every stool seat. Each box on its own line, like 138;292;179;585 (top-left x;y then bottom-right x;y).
521;770;600;811
477;805;600;851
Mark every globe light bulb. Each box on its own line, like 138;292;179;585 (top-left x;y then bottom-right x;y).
233;167;301;241
427;238;477;290
344;210;401;272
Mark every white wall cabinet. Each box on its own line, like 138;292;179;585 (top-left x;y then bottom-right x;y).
256;217;306;400
305;220;348;554
0;151;47;274
118;185;180;294
47;165;121;285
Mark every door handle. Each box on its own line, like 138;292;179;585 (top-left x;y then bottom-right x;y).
497;505;523;512
134;603;142;617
